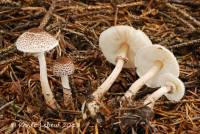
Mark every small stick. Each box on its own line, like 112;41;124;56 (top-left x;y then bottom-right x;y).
0;65;8;75
165;2;200;27
168;39;200;49
39;1;56;29
56;1;144;11
81;122;90;134
21;7;46;12
114;7;119;25
0;45;16;55
0;100;14;111
95;123;99;134
173;14;195;30
116;1;144;8
0;56;22;65
0;16;30;24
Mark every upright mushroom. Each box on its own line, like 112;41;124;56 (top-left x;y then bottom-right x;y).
123;45;179;101
15;28;59;109
53;57;75;107
85;25;152;118
144;73;185;109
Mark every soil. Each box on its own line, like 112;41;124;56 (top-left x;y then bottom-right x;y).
0;0;200;133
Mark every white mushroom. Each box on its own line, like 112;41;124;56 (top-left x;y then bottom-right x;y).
53;57;75;107
85;25;152;118
123;45;179;101
144;73;185;109
15;28;59;109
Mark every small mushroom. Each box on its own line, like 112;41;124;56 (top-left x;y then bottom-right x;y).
123;45;179;101
53;57;75;107
15;28;58;109
144;73;185;109
85;25;152;118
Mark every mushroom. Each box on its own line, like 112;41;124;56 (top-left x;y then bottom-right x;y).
123;45;179;101
85;25;152;118
53;57;75;107
15;28;59;109
144;73;185;109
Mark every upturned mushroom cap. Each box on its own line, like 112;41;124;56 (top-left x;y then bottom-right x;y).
135;45;179;88
15;28;59;53
158;73;185;101
99;25;152;68
53;57;75;76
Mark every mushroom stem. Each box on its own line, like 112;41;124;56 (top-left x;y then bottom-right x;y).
61;75;70;89
92;44;128;100
92;59;125;99
123;61;163;100
86;59;125;117
144;85;172;109
85;44;128;118
60;75;73;107
63;88;73;107
37;53;57;109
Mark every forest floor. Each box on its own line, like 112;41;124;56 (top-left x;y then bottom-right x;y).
0;0;200;134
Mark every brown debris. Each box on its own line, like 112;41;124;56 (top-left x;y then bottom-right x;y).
0;0;200;133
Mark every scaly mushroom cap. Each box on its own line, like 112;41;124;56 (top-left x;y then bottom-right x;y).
99;25;152;68
15;28;59;53
53;57;75;76
135;45;179;88
158;73;185;101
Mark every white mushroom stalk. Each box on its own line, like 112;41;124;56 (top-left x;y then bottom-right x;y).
92;44;128;99
123;45;180;101
53;57;75;107
61;75;73;108
123;61;162;100
61;75;70;89
15;28;59;109
144;74;185;109
37;53;57;108
84;25;153;118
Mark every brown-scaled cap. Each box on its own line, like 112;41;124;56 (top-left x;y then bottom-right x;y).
15;28;59;53
53;57;75;76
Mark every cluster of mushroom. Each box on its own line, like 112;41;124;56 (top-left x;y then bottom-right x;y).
14;25;185;120
84;25;185;118
15;28;75;110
